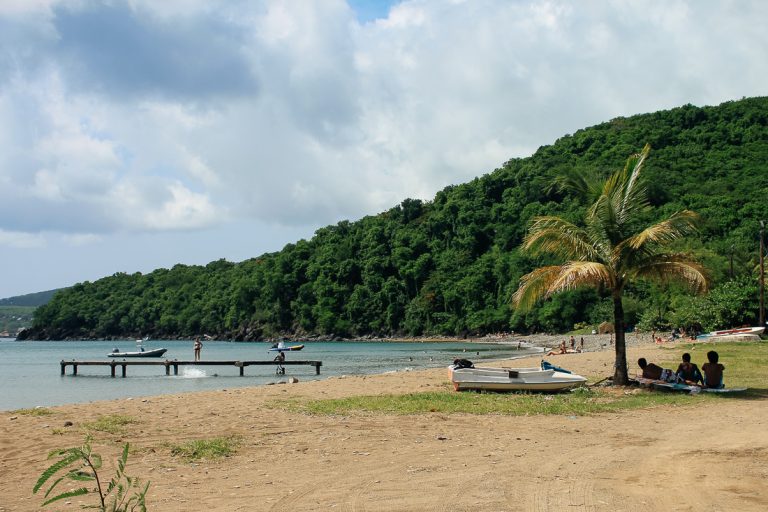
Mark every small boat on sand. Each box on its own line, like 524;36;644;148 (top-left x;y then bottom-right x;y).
696;326;764;342
108;338;167;358
449;360;586;392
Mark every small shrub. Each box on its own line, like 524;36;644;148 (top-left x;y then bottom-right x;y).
33;435;149;511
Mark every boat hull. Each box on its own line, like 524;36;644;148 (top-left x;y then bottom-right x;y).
450;366;586;392
696;326;764;341
269;344;305;352
108;348;168;358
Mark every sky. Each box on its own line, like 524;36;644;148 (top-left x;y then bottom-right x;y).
1;0;767;298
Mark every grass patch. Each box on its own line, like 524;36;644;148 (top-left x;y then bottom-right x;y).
277;342;768;416
10;407;54;416
168;436;239;461
656;341;768;392
82;414;137;434
278;387;711;416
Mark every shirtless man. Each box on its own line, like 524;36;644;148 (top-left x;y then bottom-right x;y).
676;352;703;385
637;358;663;380
638;358;678;382
702;350;725;389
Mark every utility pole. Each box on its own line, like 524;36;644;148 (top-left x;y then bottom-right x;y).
761;220;765;327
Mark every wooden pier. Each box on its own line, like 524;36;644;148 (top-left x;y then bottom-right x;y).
60;359;322;378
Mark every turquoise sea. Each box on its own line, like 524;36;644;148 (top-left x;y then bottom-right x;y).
0;339;540;411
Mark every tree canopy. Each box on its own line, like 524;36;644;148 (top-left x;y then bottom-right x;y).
24;97;768;340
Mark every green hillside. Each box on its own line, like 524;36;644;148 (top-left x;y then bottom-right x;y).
0;289;61;307
23;97;768;340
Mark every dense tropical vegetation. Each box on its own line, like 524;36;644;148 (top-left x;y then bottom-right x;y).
512;144;709;384
23;97;768;340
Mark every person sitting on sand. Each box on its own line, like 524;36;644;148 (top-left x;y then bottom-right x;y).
702;350;725;389
547;340;568;356
676;352;703;385
638;358;679;382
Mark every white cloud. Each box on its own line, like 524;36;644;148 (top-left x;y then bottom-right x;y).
0;0;766;252
0;229;46;249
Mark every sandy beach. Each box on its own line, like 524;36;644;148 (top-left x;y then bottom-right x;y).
1;337;766;511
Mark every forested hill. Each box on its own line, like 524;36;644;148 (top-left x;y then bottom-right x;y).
24;97;768;341
0;289;61;307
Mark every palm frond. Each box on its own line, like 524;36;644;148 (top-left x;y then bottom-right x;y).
632;256;709;293
549;261;614;293
523;216;598;261
512;266;562;311
624;210;702;251
547;167;603;201
620;145;650;209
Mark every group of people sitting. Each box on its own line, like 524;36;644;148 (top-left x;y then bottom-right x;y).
637;350;725;389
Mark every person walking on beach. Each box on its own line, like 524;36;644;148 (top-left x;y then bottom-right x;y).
193;337;202;361
569;335;575;350
274;350;286;375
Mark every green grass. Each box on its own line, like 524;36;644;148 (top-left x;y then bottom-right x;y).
278;387;707;416
168;437;239;461
274;342;768;417
656;341;768;391
10;407;54;416
82;414;137;434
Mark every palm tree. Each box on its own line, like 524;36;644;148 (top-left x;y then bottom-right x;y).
513;144;708;384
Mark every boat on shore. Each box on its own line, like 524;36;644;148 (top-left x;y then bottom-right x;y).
449;360;586;392
696;326;765;342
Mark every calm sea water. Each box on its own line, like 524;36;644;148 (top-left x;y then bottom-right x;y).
0;339;540;411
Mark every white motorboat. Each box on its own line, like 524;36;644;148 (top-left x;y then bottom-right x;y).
449;361;586;392
696;326;765;342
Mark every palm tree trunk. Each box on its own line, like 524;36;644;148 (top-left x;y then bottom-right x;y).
612;289;629;385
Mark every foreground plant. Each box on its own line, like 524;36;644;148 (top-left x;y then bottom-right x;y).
33;435;149;511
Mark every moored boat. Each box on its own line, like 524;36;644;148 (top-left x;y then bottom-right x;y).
108;337;167;358
449;360;586;392
269;342;305;352
107;347;168;358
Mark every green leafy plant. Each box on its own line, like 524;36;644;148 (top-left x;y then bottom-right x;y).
33;436;149;511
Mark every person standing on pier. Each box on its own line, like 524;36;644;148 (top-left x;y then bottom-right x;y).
194;337;202;361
